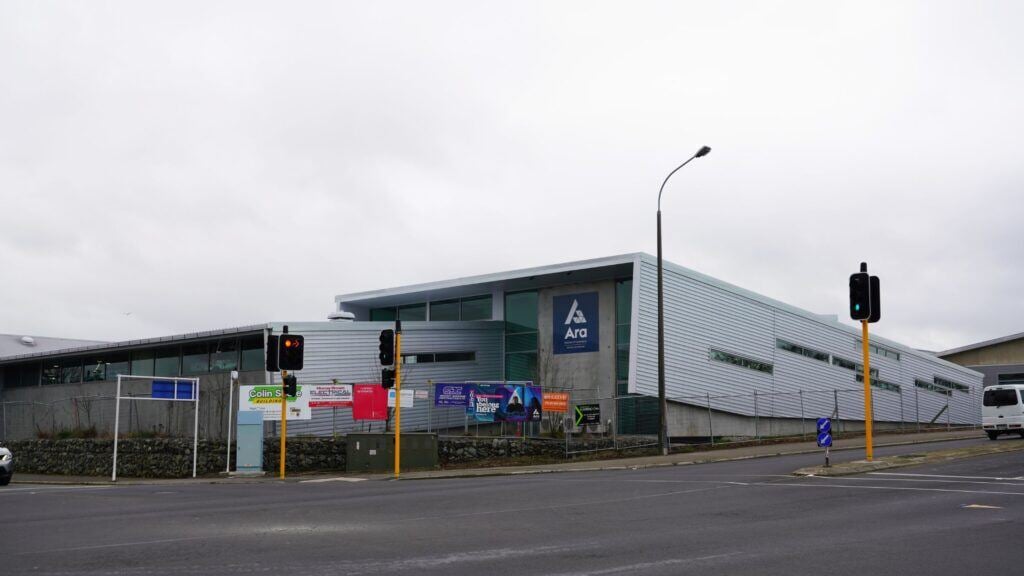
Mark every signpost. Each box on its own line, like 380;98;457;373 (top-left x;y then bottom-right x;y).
817;417;833;467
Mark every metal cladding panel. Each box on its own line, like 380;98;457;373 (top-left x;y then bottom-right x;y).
281;324;503;437
636;259;983;424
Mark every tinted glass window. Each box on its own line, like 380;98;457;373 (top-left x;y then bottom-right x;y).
240;335;265;371
370;308;396;321
131;349;155;376
182;343;209;376
61;358;83;384
398;304;426;321
984;389;1020;407
461;295;492;321
42;363;60;384
505;291;538;333
430;300;460;321
154;346;180;377
210;339;239;372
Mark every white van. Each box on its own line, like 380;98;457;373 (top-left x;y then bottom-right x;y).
982;384;1024;440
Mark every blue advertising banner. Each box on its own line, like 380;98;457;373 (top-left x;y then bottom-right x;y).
467;385;503;422
553;292;599;354
462;382;542;422
434;383;471;407
524;386;543;422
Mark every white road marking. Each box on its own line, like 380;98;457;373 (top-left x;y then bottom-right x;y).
300;477;367;483
546;552;743;576
0;485;111;495
756;481;1024;496
822;476;1024;488
963;504;1003;509
870;472;1024;481
18;536;210;555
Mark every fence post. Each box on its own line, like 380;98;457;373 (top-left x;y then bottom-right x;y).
2;402;5;441
753;391;759;440
706;392;714;446
833;390;841;434
799;390;805;440
946;392;951;431
915;386;920;432
899;390;904;431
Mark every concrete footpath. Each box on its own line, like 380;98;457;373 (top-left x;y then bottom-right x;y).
9;428;998;486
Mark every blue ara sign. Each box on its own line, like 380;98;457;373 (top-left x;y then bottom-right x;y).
816;417;832;448
553;292;599;354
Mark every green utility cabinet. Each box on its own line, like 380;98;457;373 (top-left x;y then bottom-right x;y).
346;433;438;473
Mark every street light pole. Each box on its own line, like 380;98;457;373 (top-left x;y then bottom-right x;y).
657;145;711;456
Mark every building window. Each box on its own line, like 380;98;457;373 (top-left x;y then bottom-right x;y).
505;291;538;381
429;299;460;321
61;358;83;384
154;346;180;377
856;374;901;393
2;363;40;388
616;279;632;393
85;353;129;382
831;355;878;378
182;343;209;376
855;340;901;361
402;351;476;364
934;376;969;394
998;373;1024;386
709;348;773;374
210;339;239;372
398;303;426;321
370;308;397;321
131;349;155;376
42;362;60;385
915;378;951;396
776;339;830;363
240;335;265;371
461;295;492;321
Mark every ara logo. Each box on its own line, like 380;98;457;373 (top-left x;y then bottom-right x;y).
564;299;588;326
553;292;599;354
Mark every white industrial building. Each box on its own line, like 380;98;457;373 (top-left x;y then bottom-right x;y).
0;253;983;441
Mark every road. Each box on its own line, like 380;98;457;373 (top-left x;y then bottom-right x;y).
2;437;1023;575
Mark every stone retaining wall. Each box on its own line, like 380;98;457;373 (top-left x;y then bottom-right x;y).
2;435;638;477
3;437;347;478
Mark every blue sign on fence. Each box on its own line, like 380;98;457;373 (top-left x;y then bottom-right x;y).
553;292;599;354
816;417;832;448
152;379;196;400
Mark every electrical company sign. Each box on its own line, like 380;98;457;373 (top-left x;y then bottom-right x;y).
553;292;599;354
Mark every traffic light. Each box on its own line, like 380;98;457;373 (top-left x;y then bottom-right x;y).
381;368;395;389
849;272;871;321
283;373;298;397
279;335;304;371
265;335;279;372
379;329;395;366
868;275;881;323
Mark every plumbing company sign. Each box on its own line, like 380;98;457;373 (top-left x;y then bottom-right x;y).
553;292;599;354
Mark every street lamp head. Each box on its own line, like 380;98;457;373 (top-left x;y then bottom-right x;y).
695;145;711;158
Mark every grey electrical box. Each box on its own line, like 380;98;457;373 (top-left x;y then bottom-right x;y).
346;433;438;473
236;410;264;474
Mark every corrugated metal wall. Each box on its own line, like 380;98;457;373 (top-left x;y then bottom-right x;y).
276;322;504;437
634;257;984;424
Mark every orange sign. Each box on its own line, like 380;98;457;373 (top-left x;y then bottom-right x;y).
542;392;569;413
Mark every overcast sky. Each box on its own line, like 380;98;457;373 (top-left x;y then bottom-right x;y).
1;1;1021;352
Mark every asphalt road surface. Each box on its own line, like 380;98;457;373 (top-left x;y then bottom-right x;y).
3;437;1023;576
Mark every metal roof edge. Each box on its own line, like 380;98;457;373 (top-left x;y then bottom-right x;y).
334;253;643;304
936;331;1024;358
0;323;271;364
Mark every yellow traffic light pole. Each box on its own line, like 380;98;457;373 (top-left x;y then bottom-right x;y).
394;330;402;479
280;369;288;479
862;322;873;462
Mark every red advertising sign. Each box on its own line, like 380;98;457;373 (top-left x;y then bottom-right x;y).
542;392;569;413
352;384;388;421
